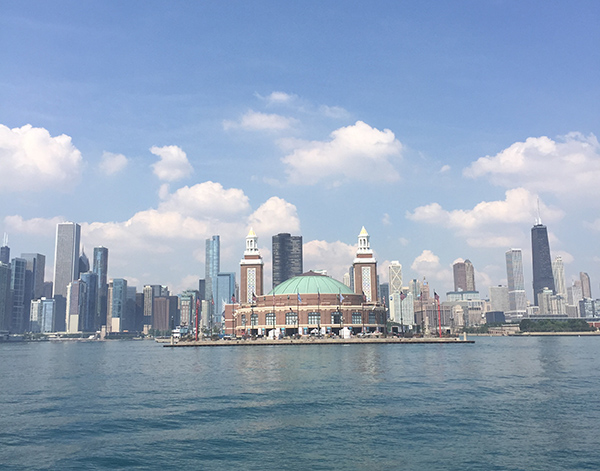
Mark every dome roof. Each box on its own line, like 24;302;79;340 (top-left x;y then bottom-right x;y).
268;271;355;296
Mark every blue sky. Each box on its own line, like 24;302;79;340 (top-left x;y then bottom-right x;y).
1;1;599;298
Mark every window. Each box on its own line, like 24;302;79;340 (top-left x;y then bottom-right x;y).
286;312;298;325
368;312;376;324
241;314;247;326
308;312;321;325
250;313;258;327
266;312;276;326
331;311;342;324
352;312;362;325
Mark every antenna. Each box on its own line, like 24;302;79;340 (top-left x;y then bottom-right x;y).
536;198;542;225
2;233;7;247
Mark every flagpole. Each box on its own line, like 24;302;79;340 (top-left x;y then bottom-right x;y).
195;297;199;341
297;292;300;337
435;292;442;338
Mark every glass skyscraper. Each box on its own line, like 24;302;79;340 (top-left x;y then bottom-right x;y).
272;233;303;289
531;223;555;306
53;222;81;329
505;248;527;321
93;247;108;329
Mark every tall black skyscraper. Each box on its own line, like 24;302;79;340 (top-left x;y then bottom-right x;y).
272;233;303;289
531;222;555;306
0;233;9;265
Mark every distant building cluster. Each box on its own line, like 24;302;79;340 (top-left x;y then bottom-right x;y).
0;216;598;337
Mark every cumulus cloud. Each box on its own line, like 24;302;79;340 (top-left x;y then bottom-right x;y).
0;124;82;192
257;91;297;105
440;164;451;173
247;196;301;237
464;132;600;197
159;181;250;218
223;110;295;131
303;240;356;282
150;145;193;181
410;250;453;284
4;215;65;236
99;151;128;175
407;188;564;248
281;121;402;185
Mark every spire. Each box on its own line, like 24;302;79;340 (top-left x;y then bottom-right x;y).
2;232;7;247
243;227;260;257
535;197;542;225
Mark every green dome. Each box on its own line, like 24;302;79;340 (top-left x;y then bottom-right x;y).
268;271;355;296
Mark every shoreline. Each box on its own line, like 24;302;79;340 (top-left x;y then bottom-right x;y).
163;337;475;347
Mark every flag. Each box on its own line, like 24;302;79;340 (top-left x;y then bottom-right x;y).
252;292;257;302
339;292;344;303
297;293;302;303
231;294;236;303
434;291;440;302
400;291;406;301
317;290;321;303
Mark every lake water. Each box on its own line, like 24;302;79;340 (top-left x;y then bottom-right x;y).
1;336;599;470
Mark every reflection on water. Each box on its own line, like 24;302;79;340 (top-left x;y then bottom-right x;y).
1;337;600;470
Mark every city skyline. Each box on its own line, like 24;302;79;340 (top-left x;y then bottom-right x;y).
1;2;599;298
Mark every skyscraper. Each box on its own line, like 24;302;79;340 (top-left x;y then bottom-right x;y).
205;235;220;309
80;271;98;332
10;258;27;333
0;262;12;331
0;233;9;265
272;233;303;289
552;256;567;299
388;261;403;323
505;249;527;321
21;253;46;300
108;278;127;332
531;222;555;305
53;222;81;300
453;259;475;292
580;272;592;299
93;247;108;328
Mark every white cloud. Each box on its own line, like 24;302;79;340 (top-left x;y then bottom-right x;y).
0;124;82;192
464;132;600;197
247;196;300;237
99;151;128;175
223;110;295;131
319;105;350;119
258;91;297;105
303;240;356;282
407;188;564;248
410;250;453;284
4;215;65;236
159;181;250;218
382;213;391;225
440;164;451;173
584;218;600;232
150;145;193;181
281;120;402;185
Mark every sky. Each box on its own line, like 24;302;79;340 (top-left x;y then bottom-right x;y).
1;1;599;300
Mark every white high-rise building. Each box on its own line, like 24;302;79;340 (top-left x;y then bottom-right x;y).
505;249;527;322
552;256;567;299
53;223;81;299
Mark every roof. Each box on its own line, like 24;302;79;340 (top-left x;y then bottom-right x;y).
268;271;355;296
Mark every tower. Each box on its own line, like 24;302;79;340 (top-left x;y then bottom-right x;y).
205;235;220;325
1;233;10;265
453;260;467;291
93;247;108;329
21;253;46;300
53;222;81;301
240;228;264;304
552;256;567;299
353;227;377;303
272;233;303;289
580;272;592;299
10;258;27;333
505;249;527;321
465;259;476;291
531;222;555;305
